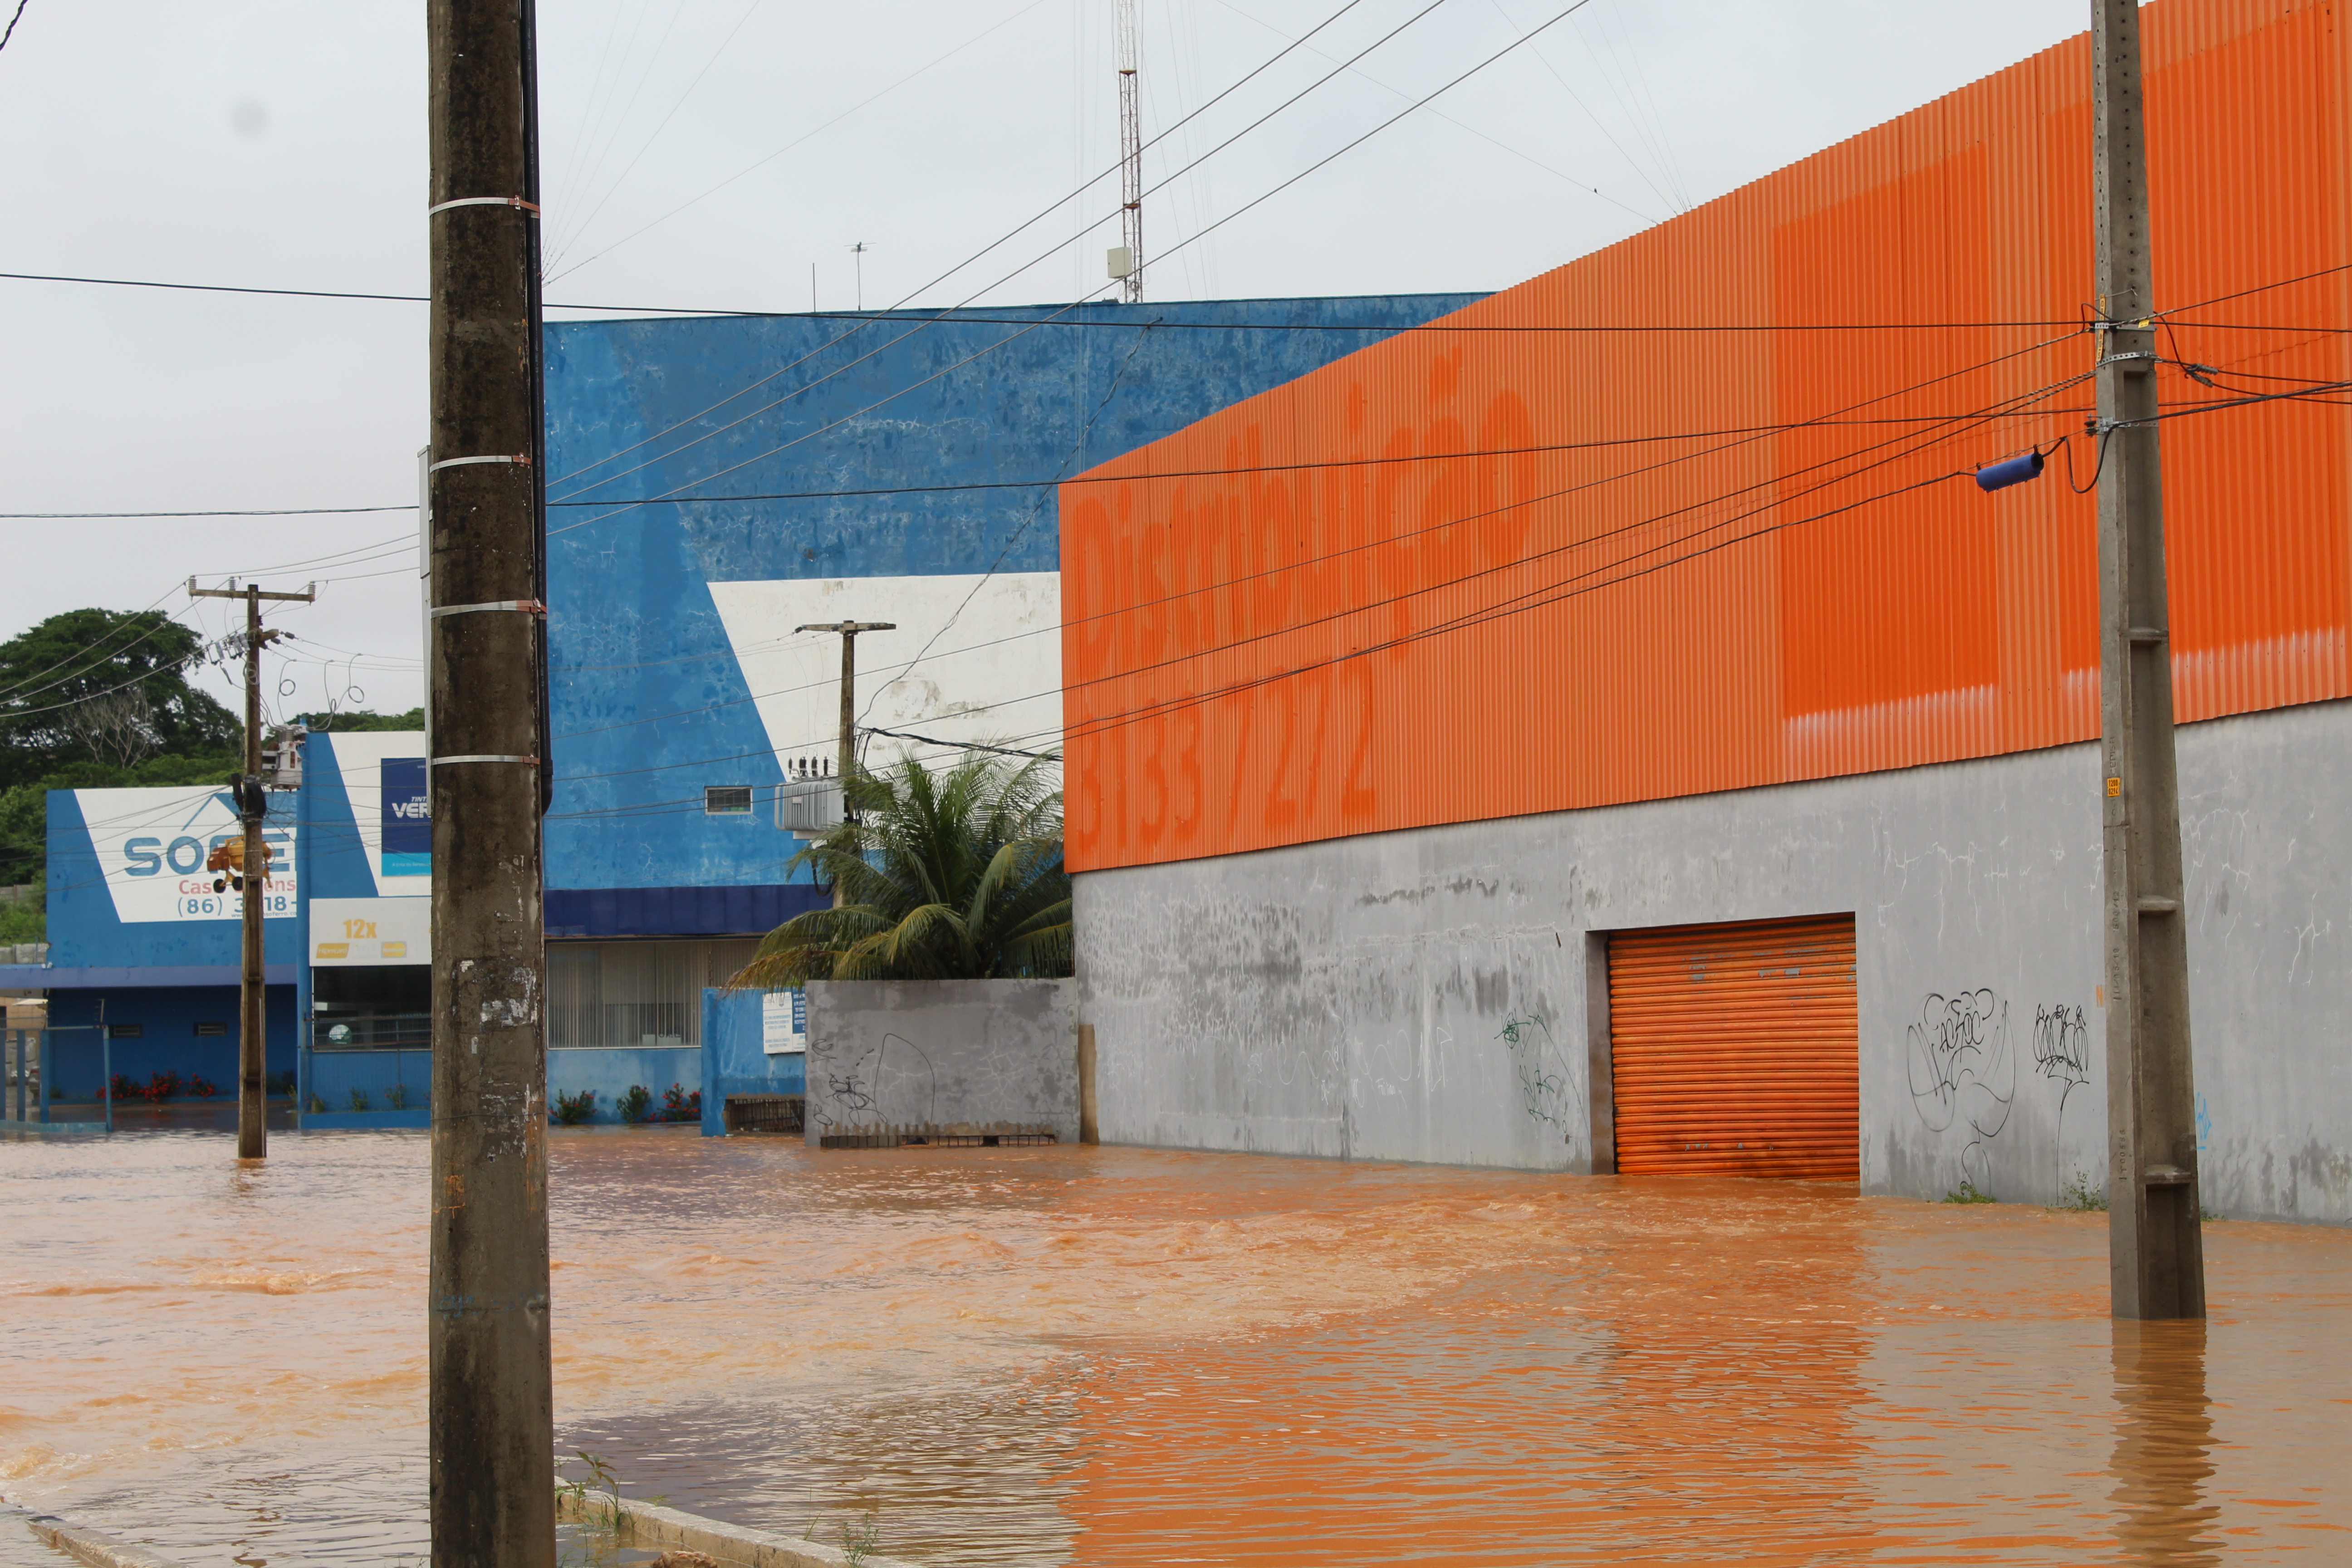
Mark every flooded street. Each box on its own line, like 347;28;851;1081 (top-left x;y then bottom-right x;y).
1;1127;2344;1566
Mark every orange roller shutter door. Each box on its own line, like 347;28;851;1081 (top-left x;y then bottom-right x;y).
1607;915;1860;1180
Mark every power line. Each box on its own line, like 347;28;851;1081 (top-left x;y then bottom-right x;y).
0;503;411;519
546;0;1464;505
544;0;1390;491
545;0;1623;533
1;270;2108;332
544;358;2097;787
548;331;2086;741
542;0;1061;283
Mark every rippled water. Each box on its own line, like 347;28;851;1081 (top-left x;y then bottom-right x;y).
1;1124;2344;1565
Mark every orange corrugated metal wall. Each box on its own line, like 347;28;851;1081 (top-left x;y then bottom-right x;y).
1063;0;2351;872
1607;916;1860;1180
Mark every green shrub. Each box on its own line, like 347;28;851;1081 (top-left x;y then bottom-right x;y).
552;1089;597;1126
2057;1171;2109;1211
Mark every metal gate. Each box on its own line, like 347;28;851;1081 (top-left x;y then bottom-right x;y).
1607;915;1859;1179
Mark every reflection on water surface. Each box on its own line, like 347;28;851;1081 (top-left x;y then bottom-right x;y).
0;1129;2342;1565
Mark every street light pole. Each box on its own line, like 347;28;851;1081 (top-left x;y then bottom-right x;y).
2090;0;2204;1319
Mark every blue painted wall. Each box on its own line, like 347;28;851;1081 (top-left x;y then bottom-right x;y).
549;1045;705;1123
298;1044;705;1129
43;985;297;1099
541;294;1483;916
304;1044;431;1117
699;986;804;1134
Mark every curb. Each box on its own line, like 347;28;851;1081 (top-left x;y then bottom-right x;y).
557;1490;926;1568
10;1508;190;1568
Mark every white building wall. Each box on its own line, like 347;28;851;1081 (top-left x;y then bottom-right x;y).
1073;700;2352;1224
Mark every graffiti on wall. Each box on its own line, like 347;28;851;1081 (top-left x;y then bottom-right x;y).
808;1030;936;1137
2031;1003;2092;1201
1498;1013;1576;1133
1906;989;2015;1186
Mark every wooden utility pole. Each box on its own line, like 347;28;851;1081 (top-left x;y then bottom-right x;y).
427;0;555;1560
189;578;312;1158
795;620;894;902
2092;0;2204;1320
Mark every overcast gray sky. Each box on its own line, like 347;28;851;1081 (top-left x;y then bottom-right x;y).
0;0;2087;720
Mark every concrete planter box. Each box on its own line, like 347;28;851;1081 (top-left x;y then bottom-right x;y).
805;978;1077;1149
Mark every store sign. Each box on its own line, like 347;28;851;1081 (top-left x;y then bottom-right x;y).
88;787;297;925
381;757;430;877
310;896;430;967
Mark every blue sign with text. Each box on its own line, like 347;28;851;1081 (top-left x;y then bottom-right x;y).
381;758;430;877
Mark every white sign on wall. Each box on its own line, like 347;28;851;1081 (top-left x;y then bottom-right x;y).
78;787;298;925
761;989;806;1054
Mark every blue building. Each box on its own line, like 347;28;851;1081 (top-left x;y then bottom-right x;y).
3;291;1482;1125
1;730;426;1110
538;294;1481;1039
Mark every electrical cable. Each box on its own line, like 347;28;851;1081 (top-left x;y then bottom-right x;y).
544;364;2100;798
11;403;2112;521
545;0;1632;534
544;0;1390;490
549;330;2087;741
546;0;1468;505
541;0;1063;283
857;314;1162;730
365;262;2352;557
0;271;2105;330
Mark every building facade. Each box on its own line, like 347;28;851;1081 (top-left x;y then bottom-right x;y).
537;293;1483;1037
1060;0;2352;1221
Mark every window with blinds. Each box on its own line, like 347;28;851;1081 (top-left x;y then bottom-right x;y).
545;938;765;1048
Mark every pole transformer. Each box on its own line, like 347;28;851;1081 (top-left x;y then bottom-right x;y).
427;0;556;1558
795;621;895;905
2090;0;2205;1320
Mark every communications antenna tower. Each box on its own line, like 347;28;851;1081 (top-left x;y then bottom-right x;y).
1115;0;1143;302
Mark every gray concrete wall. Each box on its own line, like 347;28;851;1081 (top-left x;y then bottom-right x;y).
1073;700;2352;1223
804;979;1078;1146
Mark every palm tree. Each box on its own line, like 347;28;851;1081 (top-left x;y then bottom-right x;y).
728;748;1073;989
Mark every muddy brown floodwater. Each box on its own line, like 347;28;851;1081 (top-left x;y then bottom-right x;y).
0;1125;2344;1567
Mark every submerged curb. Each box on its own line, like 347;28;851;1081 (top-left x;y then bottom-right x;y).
556;1490;926;1568
12;1508;190;1568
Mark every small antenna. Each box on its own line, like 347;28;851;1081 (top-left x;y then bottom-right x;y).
847;240;871;311
1114;0;1143;303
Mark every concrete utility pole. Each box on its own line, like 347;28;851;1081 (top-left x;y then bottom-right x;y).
188;578;312;1159
796;621;894;904
2091;0;2204;1320
427;0;556;1559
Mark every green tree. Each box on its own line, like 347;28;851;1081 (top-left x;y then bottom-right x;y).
0;608;240;789
294;707;425;732
729;750;1073;988
0;608;248;893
